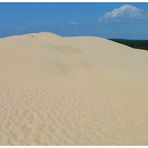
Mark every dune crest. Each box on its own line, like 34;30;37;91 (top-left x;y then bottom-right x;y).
0;32;148;145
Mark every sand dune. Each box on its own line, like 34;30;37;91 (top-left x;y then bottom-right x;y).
0;32;148;145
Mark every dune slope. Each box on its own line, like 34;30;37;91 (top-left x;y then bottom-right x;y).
0;32;148;145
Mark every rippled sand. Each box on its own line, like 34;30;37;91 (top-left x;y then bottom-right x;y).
0;32;148;145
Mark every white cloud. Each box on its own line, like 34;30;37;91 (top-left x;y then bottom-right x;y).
100;4;143;21
69;21;79;25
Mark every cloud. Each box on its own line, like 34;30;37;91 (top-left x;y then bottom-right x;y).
69;21;79;25
99;4;144;22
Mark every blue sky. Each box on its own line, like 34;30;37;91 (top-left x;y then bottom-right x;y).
0;3;148;39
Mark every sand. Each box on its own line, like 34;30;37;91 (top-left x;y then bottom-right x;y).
0;32;148;145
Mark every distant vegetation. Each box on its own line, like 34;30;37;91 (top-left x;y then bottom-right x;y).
110;39;148;51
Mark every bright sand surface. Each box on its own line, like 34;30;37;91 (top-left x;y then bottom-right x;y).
0;32;148;145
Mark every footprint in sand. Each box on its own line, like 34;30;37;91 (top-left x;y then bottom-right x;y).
52;45;81;55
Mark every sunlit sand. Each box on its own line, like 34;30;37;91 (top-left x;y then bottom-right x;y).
0;32;148;145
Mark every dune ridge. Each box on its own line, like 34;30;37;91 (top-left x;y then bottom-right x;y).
0;32;148;145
